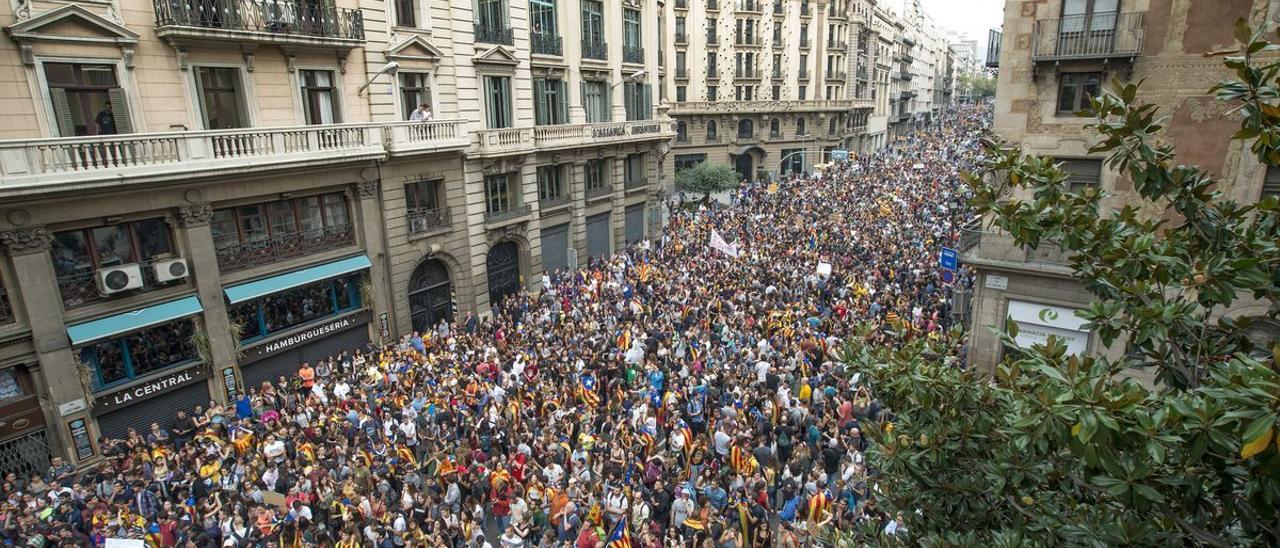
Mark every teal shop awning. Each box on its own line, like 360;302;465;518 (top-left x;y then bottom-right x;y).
224;254;372;304
67;295;203;346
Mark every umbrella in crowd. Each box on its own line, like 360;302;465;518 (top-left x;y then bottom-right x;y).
3;105;989;548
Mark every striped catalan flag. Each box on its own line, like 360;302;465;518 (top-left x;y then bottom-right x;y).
730;446;750;474
606;517;633;548
679;425;694;456
807;490;832;522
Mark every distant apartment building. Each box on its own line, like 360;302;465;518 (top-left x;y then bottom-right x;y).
0;0;673;473
965;0;1270;376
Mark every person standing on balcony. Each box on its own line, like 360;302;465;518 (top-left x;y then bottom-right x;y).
95;102;117;135
410;103;434;122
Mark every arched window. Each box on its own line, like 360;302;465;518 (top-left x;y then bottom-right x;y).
737;119;754;139
796;117;807;136
707;120;718;140
677;121;688;142
829;117;837;135
769;118;780;137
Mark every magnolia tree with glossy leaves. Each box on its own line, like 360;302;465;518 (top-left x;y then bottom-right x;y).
837;21;1280;547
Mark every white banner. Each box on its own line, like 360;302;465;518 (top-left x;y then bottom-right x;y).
709;229;741;258
1006;300;1090;355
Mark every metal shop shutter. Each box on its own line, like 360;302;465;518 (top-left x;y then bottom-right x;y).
541;223;570;273
624;203;646;244
97;381;210;440
241;325;370;390
586;213;611;259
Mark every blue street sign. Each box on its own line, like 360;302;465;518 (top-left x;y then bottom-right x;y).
941;270;955;284
831;149;850;162
940;247;958;271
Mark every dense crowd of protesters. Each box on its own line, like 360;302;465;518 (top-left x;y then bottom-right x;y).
3;106;988;547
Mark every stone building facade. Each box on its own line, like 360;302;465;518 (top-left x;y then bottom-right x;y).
966;0;1277;377
0;0;673;472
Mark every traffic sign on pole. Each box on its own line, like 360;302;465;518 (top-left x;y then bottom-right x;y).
939;247;958;271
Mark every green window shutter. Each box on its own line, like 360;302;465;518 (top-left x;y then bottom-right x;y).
534;79;546;125
231;71;250;128
49;88;76;137
107;88;134;133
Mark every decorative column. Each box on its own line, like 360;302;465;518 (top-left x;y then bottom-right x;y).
1;227;82;462
352;181;396;343
174;203;237;406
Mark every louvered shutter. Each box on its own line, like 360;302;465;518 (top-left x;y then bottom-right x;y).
49;88;76;137
107;88;133;133
232;71;251;128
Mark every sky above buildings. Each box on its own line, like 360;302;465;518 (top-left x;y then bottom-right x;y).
917;0;1005;55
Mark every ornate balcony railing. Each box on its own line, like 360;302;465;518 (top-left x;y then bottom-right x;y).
959;225;1072;266
799;37;811;48
623;45;645;64
675;32;687;44
153;0;365;41
669;99;870;114
827;71;847;81
798;69;810;79
829;40;847;50
582;39;608;60
735;35;761;46
585;184;613;200
676;68;689;78
539;195;570;211
531;32;562;55
675;0;688;9
216;224;356;273
735;69;763;79
1032;12;1144;62
474;22;514;45
407;207;450;235
485;204;532;224
533;120;669;150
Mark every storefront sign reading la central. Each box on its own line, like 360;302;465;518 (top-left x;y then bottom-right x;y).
94;365;209;414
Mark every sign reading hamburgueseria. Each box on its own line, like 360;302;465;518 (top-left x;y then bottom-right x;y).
241;310;372;363
93;364;210;414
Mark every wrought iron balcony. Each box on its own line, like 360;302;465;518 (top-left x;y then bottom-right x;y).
959;224;1072;267
539;195;570;211
897;70;913;81
152;0;365;43
474;22;514;45
216;224;356;273
735;68;763;79
676;68;689;79
829;39;847;50
735;35;762;47
799;37;810;49
1032;12;1145;62
623;45;645;64
485;204;532;224
531;32;562;56
407;207;450;235
582;39;608;60
827;71;846;81
585;184;613;200
55;258;180;308
798;69;809;80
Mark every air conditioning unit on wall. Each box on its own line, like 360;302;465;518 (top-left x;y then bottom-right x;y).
152;258;190;283
97;264;144;295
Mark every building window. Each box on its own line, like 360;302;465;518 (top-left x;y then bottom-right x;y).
623;82;652;121
676;121;688;141
1057;72;1102;115
708;18;718;42
798;85;806;99
585;159;608;191
676;16;687;41
623;8;643;60
676;52;687;73
1057;158;1102;192
707;120;719;140
1265;167;1280;200
772;85;780;100
395;0;418;27
769;118;780;137
583;80;611;122
43;62;129;137
676;85;687;102
404;179;442;211
625;153;645;184
534;78;569;125
531;0;557;35
1061;0;1119;32
538;164;566;202
828;117;837;135
707;85;718;102
796;117;806;135
485;173;518;214
0;283;11;325
209;193;353;272
738;119;754;139
51;218;176;307
228;274;363;345
772;54;782;77
195;67;248;130
707;52;718;73
299;70;339;125
478;0;508;28
79;319;199;390
399;73;432;120
674;154;707;173
484;75;512;128
582;0;606;48
772;24;781;43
